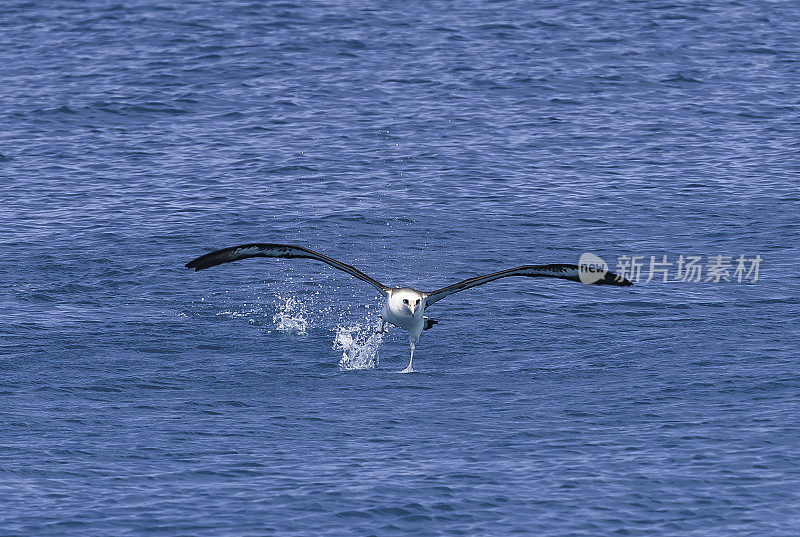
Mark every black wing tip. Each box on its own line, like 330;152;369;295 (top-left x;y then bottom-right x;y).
184;243;267;271
184;243;299;270
185;258;209;271
594;272;633;287
186;249;234;271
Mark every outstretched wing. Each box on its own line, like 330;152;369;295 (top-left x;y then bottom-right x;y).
186;243;391;296
425;264;632;306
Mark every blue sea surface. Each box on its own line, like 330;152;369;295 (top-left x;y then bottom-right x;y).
2;1;799;535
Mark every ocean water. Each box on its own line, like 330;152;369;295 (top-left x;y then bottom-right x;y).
2;1;799;535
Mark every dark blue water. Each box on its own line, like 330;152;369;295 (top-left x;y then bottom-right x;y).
2;1;799;535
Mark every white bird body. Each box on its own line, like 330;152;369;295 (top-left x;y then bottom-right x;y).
382;288;425;333
186;243;633;372
381;288;427;372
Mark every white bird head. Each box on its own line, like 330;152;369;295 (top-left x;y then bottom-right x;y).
391;288;425;317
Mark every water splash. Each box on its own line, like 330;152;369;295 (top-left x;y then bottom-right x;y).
216;305;268;325
272;295;311;333
334;322;383;371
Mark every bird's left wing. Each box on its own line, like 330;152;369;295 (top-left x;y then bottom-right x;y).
186;243;391;296
424;264;632;306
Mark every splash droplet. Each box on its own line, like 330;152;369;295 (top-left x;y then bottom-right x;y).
273;295;310;333
334;322;383;370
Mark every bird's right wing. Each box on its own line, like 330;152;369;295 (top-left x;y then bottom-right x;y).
186;243;391;297
425;264;632;306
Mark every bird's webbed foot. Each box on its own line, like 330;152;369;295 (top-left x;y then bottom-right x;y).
423;317;439;331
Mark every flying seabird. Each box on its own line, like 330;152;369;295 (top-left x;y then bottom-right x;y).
186;243;633;373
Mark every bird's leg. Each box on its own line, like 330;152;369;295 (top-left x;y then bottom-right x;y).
375;317;387;334
400;340;416;373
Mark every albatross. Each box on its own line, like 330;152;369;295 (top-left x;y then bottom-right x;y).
186;243;632;373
